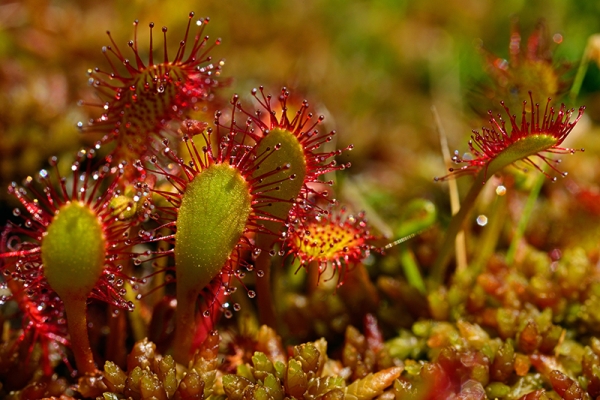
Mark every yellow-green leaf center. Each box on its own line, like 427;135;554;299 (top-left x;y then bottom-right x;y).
252;128;307;233
42;201;106;302
175;163;252;294
486;134;558;178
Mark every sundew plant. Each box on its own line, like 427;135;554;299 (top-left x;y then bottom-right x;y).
1;2;600;399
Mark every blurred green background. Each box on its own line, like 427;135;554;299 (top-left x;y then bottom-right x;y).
1;0;599;226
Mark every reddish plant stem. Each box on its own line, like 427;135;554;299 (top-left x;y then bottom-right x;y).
431;169;487;285
339;263;379;318
173;287;199;365
63;299;96;375
255;251;277;329
105;306;127;368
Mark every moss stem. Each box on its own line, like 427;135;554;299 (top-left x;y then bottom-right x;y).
569;38;591;102
470;191;508;274
431;168;487;285
399;243;426;294
506;172;545;264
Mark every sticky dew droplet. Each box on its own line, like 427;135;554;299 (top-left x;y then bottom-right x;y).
476;215;488;226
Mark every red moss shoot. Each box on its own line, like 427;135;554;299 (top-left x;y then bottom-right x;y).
436;94;585;183
0;150;148;375
80;12;223;167
285;205;376;286
141;113;298;364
